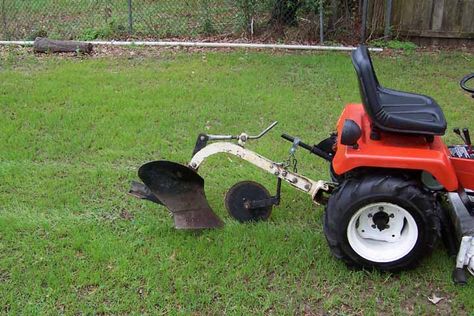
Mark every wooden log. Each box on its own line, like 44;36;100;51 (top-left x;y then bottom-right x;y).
33;37;93;54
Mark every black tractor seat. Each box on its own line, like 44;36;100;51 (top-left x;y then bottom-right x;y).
351;45;447;136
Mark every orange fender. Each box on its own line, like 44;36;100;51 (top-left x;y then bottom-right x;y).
333;104;459;191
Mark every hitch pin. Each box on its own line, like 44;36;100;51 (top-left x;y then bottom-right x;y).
290;137;300;155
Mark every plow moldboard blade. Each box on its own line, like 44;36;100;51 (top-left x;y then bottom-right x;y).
138;160;223;229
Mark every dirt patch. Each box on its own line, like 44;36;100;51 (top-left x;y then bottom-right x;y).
120;209;134;221
77;284;99;298
0;269;10;282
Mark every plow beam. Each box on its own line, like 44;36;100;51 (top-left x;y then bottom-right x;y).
189;142;330;203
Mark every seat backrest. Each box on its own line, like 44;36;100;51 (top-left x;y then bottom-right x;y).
351;45;381;121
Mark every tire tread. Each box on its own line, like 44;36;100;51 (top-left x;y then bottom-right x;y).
323;172;440;271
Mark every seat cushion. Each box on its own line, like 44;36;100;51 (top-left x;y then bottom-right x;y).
374;87;447;135
351;45;447;136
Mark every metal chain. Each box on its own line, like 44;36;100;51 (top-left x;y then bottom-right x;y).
286;154;298;173
285;137;300;173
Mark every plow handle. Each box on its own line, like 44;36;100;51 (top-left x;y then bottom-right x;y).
281;133;332;161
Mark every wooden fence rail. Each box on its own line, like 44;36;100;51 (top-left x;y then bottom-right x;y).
367;0;474;44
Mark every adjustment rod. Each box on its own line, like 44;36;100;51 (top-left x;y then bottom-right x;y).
462;128;471;146
463;128;472;153
454;128;466;144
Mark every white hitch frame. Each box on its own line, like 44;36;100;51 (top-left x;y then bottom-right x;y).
188;142;330;204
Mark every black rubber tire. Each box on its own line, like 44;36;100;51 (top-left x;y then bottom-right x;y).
329;162;344;183
323;173;440;271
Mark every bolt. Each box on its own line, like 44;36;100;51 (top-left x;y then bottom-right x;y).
361;229;365;232
191;162;197;168
379;206;384;211
282;171;287;177
274;171;280;176
386;225;390;229
368;213;372;218
389;213;394;218
371;224;376;229
304;184;310;190
291;178;298;184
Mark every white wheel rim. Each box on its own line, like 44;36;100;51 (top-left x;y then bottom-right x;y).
346;202;418;263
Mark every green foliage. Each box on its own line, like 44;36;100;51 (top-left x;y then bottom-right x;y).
230;0;326;34
79;20;126;41
372;39;418;50
229;0;261;32
0;50;473;314
201;18;216;35
299;0;323;14
26;29;48;41
201;0;216;35
80;28;102;41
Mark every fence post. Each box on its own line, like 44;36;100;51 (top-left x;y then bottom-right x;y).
1;0;7;40
360;0;368;43
384;0;392;39
319;0;324;44
128;0;133;34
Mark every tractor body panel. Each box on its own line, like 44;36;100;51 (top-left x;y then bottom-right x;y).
333;103;459;191
450;157;474;190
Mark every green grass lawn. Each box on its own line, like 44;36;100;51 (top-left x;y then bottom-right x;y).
1;48;474;315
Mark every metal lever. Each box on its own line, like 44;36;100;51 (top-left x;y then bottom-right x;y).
463;128;472;154
454;128;466;144
247;121;279;140
207;134;238;141
206;121;278;141
463;128;471;146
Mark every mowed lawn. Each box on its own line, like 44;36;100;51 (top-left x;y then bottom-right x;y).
1;47;474;315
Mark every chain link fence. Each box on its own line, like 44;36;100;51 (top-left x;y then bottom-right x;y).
0;0;366;43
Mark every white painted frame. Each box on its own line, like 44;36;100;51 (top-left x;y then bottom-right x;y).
188;142;330;203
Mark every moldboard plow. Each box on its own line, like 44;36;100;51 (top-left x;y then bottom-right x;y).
130;120;332;230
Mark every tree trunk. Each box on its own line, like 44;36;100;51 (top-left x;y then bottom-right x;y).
33;37;93;54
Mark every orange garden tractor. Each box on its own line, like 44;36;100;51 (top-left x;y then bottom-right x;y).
130;46;474;284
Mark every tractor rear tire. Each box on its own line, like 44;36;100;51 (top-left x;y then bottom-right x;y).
323;173;440;271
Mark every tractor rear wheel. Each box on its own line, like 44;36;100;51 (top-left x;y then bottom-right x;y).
323;173;440;271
